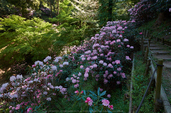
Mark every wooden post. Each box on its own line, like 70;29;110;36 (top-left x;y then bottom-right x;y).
141;35;144;52
144;47;149;63
154;59;163;112
144;59;150;77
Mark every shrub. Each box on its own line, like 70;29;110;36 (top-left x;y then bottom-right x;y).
128;0;171;26
0;20;135;112
0;15;58;67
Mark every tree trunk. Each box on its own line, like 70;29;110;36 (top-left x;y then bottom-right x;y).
155;12;166;26
56;0;60;25
108;0;113;21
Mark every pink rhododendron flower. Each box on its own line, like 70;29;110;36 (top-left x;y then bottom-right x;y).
99;60;104;64
112;29;117;33
51;66;57;71
123;38;129;42
117;67;121;71
117;81;121;84
85;50;91;54
100;88;103;91
85;97;93;106
84;72;89;78
139;32;142;34
108;105;113;110
107;94;111;98
117;26;123;30
108;74;113;78
110;40;115;45
169;8;171;12
74;84;79;88
85;67;90;72
27;107;33;113
43;91;48;95
96;74;99;77
82;57;86;61
72;79;77;83
104;79;108;84
91;56;97;60
127;45;130;47
115;60;120;64
100;53;104;56
119;34;123;38
32;64;36;67
105;70;108;74
116;39;121;42
87;57;91;60
118;45;121;47
126;56;131;60
108;63;113;68
10;76;16;82
75;90;79;94
103;74;107;78
130;46;134;49
102;99;110;106
46;97;52;101
103;62;107;66
93;64;97;68
84;77;87;81
15;104;20;110
121;73;126;78
78;72;82;76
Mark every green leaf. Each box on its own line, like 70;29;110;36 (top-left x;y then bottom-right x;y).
107;109;112;113
83;90;86;95
89;107;93;113
97;87;100;96
90;91;97;96
100;91;106;97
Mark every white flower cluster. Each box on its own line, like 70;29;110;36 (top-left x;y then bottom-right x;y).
43;56;52;63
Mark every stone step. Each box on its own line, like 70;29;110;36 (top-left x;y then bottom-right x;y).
152;54;171;60
163;61;171;68
144;44;157;47
149;47;166;50
151;50;171;55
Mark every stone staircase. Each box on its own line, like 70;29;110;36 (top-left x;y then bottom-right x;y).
141;39;171;112
143;39;171;68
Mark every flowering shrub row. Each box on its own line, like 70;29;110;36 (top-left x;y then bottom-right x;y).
128;0;171;26
0;20;135;112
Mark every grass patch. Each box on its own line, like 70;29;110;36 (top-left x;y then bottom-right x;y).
110;86;129;113
131;51;163;113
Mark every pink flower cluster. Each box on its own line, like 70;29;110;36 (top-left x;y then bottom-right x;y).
85;97;93;106
102;99;113;110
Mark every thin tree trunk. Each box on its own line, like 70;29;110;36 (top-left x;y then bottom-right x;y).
56;0;60;25
108;0;113;21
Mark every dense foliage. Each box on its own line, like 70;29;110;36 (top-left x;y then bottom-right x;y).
128;0;171;26
0;20;135;112
0;15;58;67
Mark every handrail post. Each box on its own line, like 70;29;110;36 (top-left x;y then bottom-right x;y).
141;33;144;52
154;59;163;112
144;47;149;63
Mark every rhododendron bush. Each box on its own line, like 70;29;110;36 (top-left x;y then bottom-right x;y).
0;20;134;112
128;0;153;26
128;0;171;26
